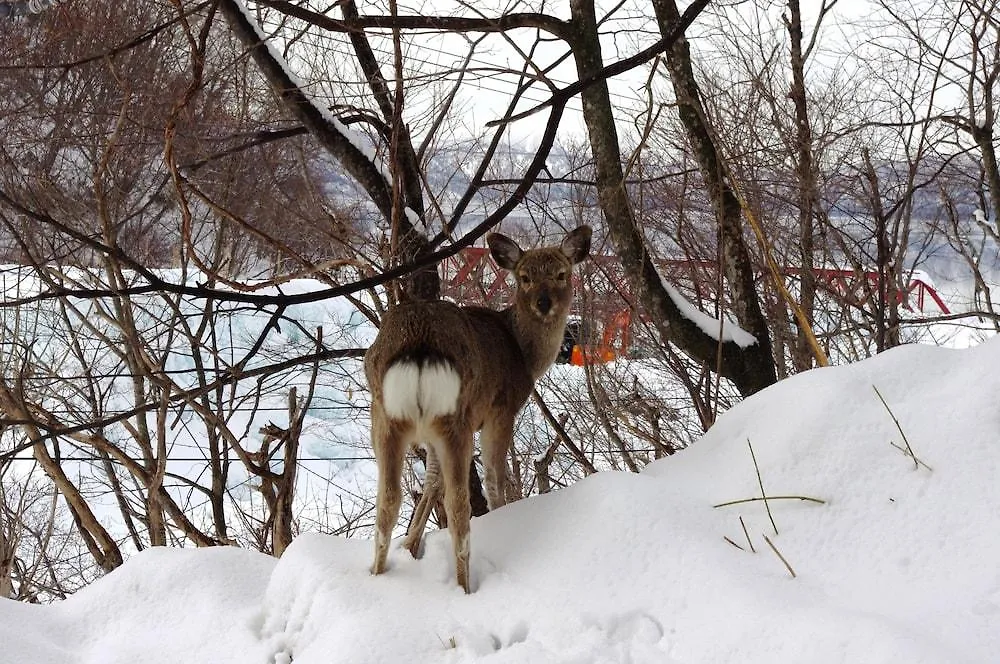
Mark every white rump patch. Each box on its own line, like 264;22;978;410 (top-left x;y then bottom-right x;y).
382;360;461;421
417;362;462;418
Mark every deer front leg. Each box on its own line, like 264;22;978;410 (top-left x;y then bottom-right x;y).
481;417;515;511
403;447;441;558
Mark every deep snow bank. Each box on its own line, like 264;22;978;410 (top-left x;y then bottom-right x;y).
2;339;998;663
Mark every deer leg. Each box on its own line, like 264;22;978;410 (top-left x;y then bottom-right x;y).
438;425;474;593
403;447;441;558
371;415;407;576
481;417;514;511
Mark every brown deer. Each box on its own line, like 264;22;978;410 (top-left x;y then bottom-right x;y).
364;225;591;593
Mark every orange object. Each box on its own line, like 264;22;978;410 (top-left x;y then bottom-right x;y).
569;308;632;365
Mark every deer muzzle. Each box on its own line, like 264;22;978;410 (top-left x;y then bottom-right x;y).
536;292;552;316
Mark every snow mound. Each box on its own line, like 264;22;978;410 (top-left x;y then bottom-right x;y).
3;339;999;663
1;547;276;664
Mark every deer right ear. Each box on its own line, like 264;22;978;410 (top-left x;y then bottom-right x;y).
561;225;592;264
487;233;523;270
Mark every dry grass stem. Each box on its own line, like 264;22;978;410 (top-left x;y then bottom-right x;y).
763;534;797;579
873;385;929;471
731;178;829;367
747;438;778;535
740;515;756;553
723;536;746;551
713;495;826;509
889;442;934;471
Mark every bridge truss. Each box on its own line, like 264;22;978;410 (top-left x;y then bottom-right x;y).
438;247;951;363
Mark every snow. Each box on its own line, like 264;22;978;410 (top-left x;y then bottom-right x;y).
4;335;1000;662
405;206;423;227
661;278;758;348
907;268;936;288
0;547;277;664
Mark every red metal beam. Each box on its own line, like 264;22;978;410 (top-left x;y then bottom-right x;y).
439;248;951;315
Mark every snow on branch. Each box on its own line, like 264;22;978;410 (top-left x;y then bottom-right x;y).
660;278;757;349
221;0;394;220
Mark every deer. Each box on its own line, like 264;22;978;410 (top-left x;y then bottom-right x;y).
363;225;591;593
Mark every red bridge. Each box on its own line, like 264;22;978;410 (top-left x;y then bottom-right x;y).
440;248;950;313
439;247;951;362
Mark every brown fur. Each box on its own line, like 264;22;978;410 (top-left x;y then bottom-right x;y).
364;226;591;593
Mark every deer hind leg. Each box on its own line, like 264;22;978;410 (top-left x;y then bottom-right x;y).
481;416;515;511
371;413;410;576
403;447;441;558
436;421;474;593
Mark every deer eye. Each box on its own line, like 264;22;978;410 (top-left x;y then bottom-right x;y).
556;270;568;281
519;274;532;286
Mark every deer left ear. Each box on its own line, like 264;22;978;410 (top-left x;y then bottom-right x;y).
561;225;592;264
487;233;524;270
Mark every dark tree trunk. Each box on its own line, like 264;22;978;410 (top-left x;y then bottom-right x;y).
972;124;1000;236
861;149;900;352
568;0;776;397
787;0;818;371
652;0;777;394
218;0;439;300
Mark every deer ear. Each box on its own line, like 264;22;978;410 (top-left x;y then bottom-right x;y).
487;233;523;270
561;225;592;264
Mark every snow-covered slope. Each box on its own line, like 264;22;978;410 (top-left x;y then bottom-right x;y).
3;339;998;663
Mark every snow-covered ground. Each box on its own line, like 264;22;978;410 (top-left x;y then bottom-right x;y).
3;334;998;663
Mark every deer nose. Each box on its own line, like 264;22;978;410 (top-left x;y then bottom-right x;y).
536;293;552;315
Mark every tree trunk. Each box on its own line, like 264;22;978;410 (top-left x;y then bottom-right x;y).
861;148;899;352
566;0;776;396
568;0;776;396
787;0;818;371
14;447;122;572
972;123;1000;236
273;389;301;557
0;382;125;573
0;514;13;598
218;0;439;300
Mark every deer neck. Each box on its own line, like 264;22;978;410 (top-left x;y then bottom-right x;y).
505;306;567;381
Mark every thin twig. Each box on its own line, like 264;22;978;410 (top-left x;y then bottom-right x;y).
747;438;778;535
723;536;745;551
763;535;796;578
889;442;934;471
873;385;926;471
739;515;755;553
714;495;826;509
730;178;828;367
532;390;597;474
